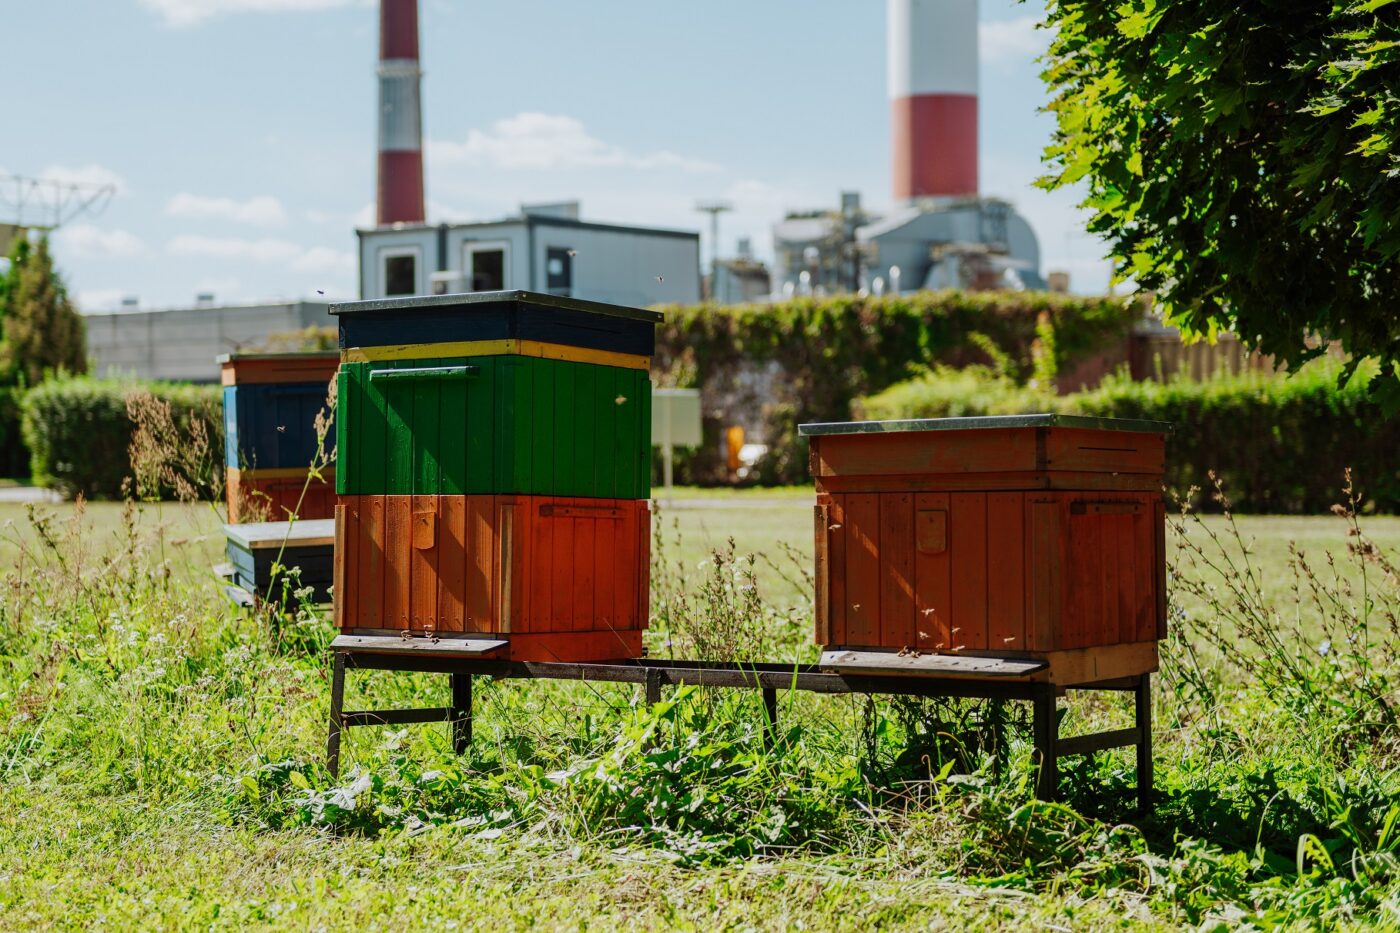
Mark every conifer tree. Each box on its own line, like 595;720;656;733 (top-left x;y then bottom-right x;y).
0;238;87;385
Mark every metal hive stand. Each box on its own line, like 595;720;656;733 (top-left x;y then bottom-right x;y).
326;635;1153;809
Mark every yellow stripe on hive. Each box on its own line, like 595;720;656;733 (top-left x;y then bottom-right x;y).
228;466;338;481
341;339;651;370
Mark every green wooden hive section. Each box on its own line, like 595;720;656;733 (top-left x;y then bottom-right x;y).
337;354;652;499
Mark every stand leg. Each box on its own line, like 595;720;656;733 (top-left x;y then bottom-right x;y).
1032;684;1057;801
645;669;663;706
452;673;472;755
1136;673;1153;813
762;687;778;749
327;652;346;779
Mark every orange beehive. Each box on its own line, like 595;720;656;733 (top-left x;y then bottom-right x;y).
334;494;650;662
802;415;1170;672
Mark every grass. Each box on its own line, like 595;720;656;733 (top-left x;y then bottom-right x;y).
3;487;1400;929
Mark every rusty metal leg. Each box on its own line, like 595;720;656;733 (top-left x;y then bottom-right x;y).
451;672;472;755
762;687;778;749
327;651;346;779
645;668;662;706
1032;684;1057;801
1136;673;1153;813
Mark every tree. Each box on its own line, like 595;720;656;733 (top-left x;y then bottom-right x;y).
1039;1;1400;407
0;238;86;386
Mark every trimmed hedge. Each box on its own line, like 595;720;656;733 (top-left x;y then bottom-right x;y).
21;377;222;500
859;362;1400;513
0;387;26;477
651;291;1138;485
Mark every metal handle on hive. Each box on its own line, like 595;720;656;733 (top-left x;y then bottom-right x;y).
369;365;480;384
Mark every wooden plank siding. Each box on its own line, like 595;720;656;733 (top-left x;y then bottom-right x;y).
335;494;649;662
337;356;651;500
812;487;1162;656
226;467;336;523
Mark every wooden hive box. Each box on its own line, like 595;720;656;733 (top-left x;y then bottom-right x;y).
800;415;1171;684
220;352;339;522
330;290;661;662
224;518;335;605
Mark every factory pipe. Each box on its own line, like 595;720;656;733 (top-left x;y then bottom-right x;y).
887;0;978;202
377;0;425;225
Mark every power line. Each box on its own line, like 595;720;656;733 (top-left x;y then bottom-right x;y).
0;173;117;232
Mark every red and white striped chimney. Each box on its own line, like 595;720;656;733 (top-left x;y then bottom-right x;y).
887;0;979;203
377;0;425;225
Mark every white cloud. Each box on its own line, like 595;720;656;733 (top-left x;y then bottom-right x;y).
980;16;1049;64
166;234;354;277
55;224;147;259
290;246;355;276
39;164;127;195
430;113;720;174
138;0;366;28
167;192;287;227
168;234;302;263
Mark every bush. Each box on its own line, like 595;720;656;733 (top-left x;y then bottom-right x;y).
651;290;1138;485
20;376;222;500
0;386;26;477
858;361;1400;512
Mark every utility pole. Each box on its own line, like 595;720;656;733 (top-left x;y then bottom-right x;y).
695;200;732;301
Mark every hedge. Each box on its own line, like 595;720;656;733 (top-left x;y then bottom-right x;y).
651;291;1138;484
858;362;1400;513
21;376;222;500
0;387;26;477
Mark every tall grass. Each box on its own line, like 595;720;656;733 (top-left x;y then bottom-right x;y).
4;475;1400;925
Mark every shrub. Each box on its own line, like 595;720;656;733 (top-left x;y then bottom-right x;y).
0;386;26;477
651;290;1138;484
858;360;1400;512
20;376;222;500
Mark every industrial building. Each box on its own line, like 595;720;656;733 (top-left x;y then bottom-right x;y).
357;201;700;306
773;0;1046;296
84;299;330;383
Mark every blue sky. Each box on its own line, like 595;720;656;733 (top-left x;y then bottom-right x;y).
6;0;1106;310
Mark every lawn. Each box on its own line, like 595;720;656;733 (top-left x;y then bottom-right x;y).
2;490;1400;928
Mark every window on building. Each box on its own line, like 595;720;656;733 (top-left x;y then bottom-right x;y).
469;248;505;291
384;253;417;296
545;246;573;297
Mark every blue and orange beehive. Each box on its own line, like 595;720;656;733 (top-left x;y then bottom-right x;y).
221;352;339;523
330;290;659;662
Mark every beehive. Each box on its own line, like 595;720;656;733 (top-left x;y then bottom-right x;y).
220;352;339;522
330;290;660;662
801;415;1170;677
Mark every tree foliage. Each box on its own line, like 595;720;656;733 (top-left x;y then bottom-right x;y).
0;237;86;386
1040;0;1400;407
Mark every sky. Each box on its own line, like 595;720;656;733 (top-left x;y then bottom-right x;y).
4;0;1107;311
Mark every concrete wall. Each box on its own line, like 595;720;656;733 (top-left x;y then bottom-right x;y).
84;301;330;383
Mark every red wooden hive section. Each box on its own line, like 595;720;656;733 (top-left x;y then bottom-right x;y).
802;415;1171;679
334;495;649;662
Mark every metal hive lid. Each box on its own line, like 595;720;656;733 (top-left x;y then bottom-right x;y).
328;289;664;323
798;413;1173;436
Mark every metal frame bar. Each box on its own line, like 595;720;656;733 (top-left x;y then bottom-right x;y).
325;652;1153;808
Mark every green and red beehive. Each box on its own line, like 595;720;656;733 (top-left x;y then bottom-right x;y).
331;290;660;662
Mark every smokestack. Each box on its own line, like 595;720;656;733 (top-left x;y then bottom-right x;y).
377;0;425;225
887;0;978;203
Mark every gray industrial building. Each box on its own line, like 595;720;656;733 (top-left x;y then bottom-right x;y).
84;299;329;383
357;201;701;306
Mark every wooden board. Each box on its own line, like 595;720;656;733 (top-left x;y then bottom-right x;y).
226;468;336;523
220;353;339;387
222;518;336;550
819;649;1047;679
224;383;335;471
343;339;650;371
331;634;508;656
337;355;652;499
